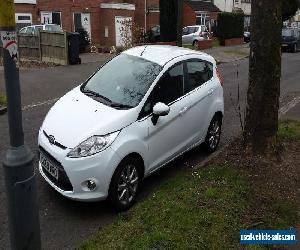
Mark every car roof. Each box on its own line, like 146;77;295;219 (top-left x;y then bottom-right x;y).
124;45;214;66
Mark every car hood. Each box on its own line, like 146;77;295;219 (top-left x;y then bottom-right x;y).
42;87;138;148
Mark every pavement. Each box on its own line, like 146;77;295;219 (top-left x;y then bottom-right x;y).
0;48;300;249
204;44;250;63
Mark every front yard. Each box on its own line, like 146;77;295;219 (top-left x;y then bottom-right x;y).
79;120;299;250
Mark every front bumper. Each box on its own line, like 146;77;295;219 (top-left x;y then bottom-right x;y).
281;43;294;50
38;130;122;202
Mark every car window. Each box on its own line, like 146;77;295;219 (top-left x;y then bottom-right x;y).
26;27;35;35
183;27;189;35
140;63;184;118
46;25;62;32
185;61;213;93
83;54;162;108
189;27;197;34
45;25;53;31
19;28;26;33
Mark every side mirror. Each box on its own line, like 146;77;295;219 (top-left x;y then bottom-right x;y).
151;102;170;125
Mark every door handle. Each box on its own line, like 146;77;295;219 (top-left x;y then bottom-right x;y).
179;107;188;116
208;88;214;96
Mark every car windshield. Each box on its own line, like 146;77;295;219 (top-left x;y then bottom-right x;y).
282;29;294;37
82;54;162;108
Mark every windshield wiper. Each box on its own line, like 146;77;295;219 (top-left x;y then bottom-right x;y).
82;88;133;110
110;102;133;110
82;89;113;103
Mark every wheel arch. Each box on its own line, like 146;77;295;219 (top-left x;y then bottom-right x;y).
108;152;145;192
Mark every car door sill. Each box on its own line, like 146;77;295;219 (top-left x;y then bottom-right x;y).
145;138;204;178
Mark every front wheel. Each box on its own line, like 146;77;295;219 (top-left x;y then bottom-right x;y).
109;157;142;211
204;115;222;153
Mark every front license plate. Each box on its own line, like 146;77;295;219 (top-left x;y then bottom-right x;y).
282;44;288;47
40;153;58;180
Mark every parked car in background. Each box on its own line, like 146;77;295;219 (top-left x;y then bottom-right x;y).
38;45;224;211
182;25;208;47
19;24;62;35
145;25;161;43
244;31;251;43
282;28;300;53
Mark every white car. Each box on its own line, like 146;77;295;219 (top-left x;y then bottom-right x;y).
38;45;224;210
182;25;208;46
19;24;62;35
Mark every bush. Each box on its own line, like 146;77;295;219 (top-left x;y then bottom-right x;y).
76;28;90;53
217;12;244;44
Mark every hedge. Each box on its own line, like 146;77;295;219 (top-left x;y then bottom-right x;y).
217;12;244;44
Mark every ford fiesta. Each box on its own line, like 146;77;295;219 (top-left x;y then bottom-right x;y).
38;45;224;210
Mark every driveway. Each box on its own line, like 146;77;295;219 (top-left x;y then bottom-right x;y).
1;52;300;249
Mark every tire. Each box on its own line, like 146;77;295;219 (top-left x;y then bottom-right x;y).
108;157;143;211
204;115;222;153
292;44;297;53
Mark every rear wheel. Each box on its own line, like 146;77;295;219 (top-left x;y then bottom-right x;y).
204;115;222;153
109;157;142;211
193;40;198;48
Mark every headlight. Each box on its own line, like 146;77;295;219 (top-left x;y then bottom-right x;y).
67;131;120;158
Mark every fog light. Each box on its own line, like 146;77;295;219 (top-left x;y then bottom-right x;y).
82;179;97;192
87;180;97;191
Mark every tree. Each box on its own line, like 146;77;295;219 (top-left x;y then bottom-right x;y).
160;0;183;46
244;0;282;154
282;0;300;21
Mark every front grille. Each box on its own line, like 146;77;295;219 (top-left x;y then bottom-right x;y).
39;147;73;192
43;130;67;150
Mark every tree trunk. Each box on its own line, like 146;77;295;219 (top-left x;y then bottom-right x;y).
160;0;178;42
244;0;282;154
176;0;183;47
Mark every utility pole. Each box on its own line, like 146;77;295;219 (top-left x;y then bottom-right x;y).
0;1;41;250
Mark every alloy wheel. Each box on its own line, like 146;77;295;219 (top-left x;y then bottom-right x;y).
208;120;221;150
117;164;139;206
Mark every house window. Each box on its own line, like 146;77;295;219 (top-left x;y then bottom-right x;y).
196;12;209;26
15;13;32;30
244;15;251;30
41;12;61;26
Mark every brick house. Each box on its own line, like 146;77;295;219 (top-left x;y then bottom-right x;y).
14;0;221;47
13;0;159;46
14;0;38;30
183;0;221;30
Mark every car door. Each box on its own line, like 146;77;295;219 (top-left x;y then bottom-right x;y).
137;63;190;172
181;59;216;145
192;27;200;41
182;27;195;44
187;27;197;44
182;27;189;44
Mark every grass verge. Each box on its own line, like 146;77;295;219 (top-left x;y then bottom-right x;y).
79;120;300;249
0;93;7;107
80;165;248;249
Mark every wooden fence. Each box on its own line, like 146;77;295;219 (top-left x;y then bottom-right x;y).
0;31;69;65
